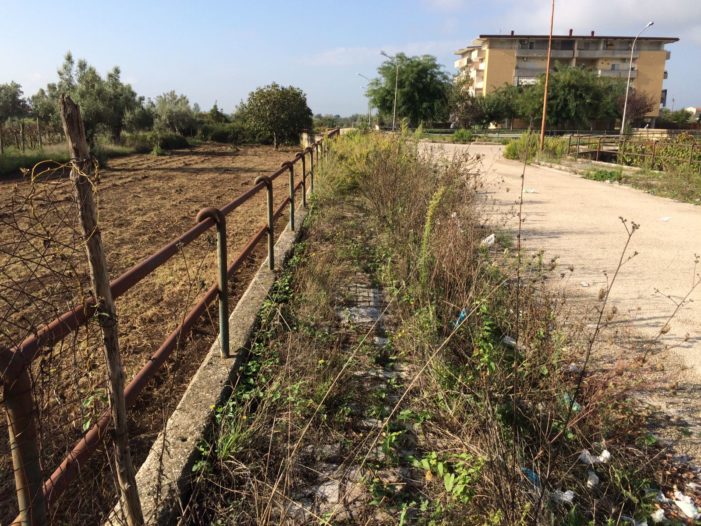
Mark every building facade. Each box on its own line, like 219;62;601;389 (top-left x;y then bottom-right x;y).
454;31;678;117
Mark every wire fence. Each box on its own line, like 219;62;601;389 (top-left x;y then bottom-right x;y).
0;129;339;524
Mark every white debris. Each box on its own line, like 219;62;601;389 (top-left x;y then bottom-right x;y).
659;216;671;222
525;188;538;193
656;492;670;504
580;281;590;288
480;233;496;247
566;362;583;373
551;489;575;504
586;471;600;488
578;449;611;465
650;509;666;523
673;489;700;519
621;516;648;526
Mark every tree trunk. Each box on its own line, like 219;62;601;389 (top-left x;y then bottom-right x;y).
37;118;43;149
20;121;25;152
59;95;144;526
0;122;4;155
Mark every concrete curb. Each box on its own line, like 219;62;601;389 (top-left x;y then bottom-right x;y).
107;206;309;525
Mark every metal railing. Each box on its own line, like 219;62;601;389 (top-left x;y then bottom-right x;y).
1;128;340;525
566;133;701;173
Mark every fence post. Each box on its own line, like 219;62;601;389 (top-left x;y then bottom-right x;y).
297;152;307;208
596;137;602;162
567;135;572;157
575;135;580;159
255;175;274;270
307;146;314;194
689;143;695;170
20;121;25;152
651;140;658;169
195;208;229;358
59;95;144;526
4;369;47;526
282;161;295;231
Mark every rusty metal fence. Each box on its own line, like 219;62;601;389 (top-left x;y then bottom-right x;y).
566;133;701;173
0;129;339;525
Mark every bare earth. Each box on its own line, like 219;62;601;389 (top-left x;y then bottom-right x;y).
426;141;701;454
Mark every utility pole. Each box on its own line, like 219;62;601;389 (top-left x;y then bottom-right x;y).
381;51;400;131
358;73;372;127
539;0;555;151
620;21;654;138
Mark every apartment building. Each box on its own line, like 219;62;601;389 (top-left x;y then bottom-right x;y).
454;31;678;117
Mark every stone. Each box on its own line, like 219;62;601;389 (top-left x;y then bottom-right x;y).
315;480;340;504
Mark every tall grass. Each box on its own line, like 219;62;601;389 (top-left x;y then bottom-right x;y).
184;130;672;525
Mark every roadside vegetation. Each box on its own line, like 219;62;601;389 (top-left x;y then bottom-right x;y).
182;131;688;524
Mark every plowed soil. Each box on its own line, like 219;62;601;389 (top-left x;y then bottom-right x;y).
0;143;302;523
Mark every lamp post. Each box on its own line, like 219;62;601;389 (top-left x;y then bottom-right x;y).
620;21;654;138
358;73;372;127
380;50;399;131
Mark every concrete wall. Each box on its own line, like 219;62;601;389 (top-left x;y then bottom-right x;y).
636;50;667;117
484;48;517;94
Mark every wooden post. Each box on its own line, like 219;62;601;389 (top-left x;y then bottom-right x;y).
596;137;602;161
651;140;658;169
20;121;25;152
5;370;47;525
59;95;144;526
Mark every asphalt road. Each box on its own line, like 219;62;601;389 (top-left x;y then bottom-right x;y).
426;142;701;378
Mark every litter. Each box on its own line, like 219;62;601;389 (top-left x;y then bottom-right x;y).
563;392;582;412
521;467;541;488
551;489;575;504
659;216;671;222
620;516;647;526
580;281;590;288
480;233;496;247
454;309;467;329
525;188;538;194
586;471;599;488
578;449;611;465
566;362;583;373
673;489;700;519
650;509;666;523
502;335;517;348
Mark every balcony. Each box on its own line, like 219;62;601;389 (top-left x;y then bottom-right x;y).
515;48;574;59
454;57;471;69
576;49;637;59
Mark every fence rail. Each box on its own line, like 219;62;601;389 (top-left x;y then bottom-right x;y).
1;128;340;524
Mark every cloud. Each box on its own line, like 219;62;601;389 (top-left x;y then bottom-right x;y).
421;0;469;11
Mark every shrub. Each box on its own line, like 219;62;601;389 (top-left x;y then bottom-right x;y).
453;129;474;143
156;132;189;150
503;133;568;162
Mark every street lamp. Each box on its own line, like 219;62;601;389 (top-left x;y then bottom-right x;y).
380;50;399;131
620;21;654;138
358;73;372;127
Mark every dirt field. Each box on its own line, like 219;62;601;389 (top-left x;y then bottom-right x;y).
0;143;301;523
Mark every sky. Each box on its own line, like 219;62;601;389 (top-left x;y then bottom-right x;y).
0;0;699;116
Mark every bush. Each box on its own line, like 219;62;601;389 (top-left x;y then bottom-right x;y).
122;131;189;152
503;133;568;162
453;129;474;143
156;132;189;150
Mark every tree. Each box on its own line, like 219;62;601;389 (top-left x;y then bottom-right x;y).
236;83;313;148
0;82;29;153
153;91;197;135
368;54;451;127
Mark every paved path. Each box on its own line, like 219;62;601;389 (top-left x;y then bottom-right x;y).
425;142;701;378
